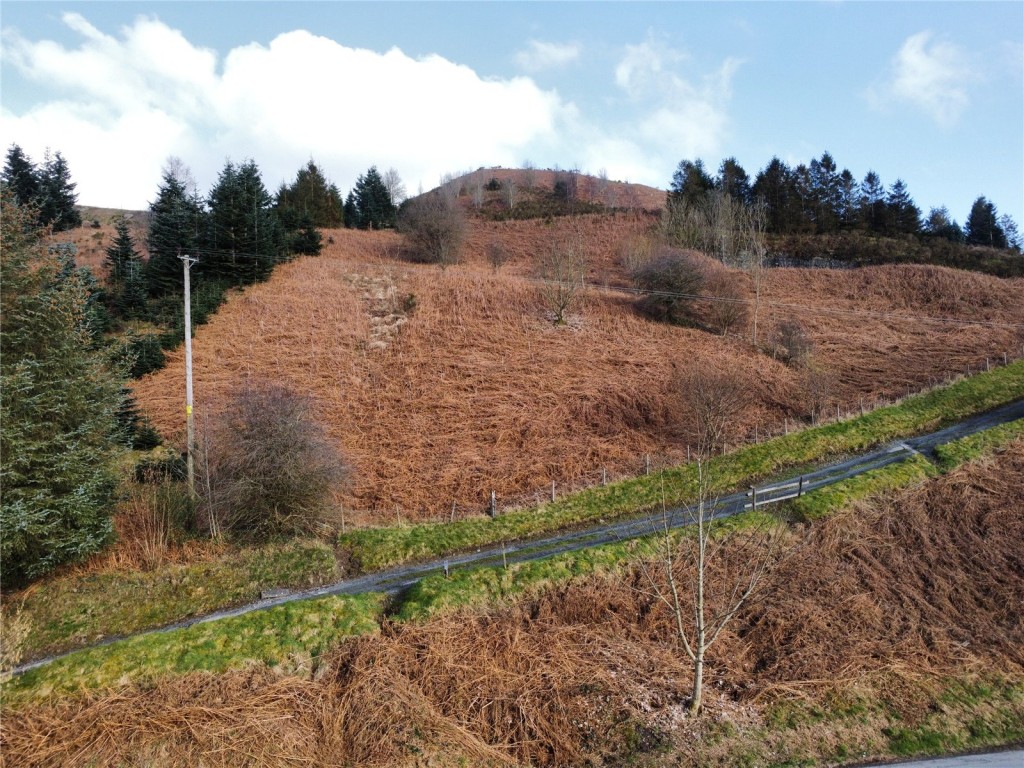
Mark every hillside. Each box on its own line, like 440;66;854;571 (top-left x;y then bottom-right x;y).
6;440;1022;766
130;215;1024;524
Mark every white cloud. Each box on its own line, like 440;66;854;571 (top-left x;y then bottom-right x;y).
0;16;742;207
514;39;581;73
0;16;571;207
868;31;975;126
613;37;740;164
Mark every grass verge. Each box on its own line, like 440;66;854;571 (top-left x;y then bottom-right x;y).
3;538;337;663
2;592;384;708
342;361;1024;572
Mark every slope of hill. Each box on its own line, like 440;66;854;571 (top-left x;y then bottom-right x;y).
130;216;1024;524
5;441;1022;767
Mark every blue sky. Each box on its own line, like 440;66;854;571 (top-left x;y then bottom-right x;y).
2;1;1021;228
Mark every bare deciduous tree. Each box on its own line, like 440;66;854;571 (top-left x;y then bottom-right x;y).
487;239;508;271
521;159;536;191
396;190;466;268
702;269;749;337
501;177;517;210
638;366;779;714
538;232;586;325
382;167;407;208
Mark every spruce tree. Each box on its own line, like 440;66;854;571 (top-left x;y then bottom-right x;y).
1;192;124;587
885;179;921;235
38;150;82;231
105;217;147;317
206;159;281;283
669;159;715;209
351;166;396;229
145;170;205;296
343;191;358;229
965;197;1007;249
277;160;344;227
2;144;40;208
859;171;888;233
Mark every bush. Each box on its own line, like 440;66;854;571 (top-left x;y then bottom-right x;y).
631;246;705;325
396;191;465;267
774;319;814;367
701;268;748;336
198;382;349;541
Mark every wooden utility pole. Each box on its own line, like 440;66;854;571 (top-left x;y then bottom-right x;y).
180;253;198;498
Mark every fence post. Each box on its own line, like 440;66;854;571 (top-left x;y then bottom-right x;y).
489;490;497;519
645;454;651;475
602;467;607;486
798;476;804;497
551;480;556;502
451;500;456;523
750;486;757;511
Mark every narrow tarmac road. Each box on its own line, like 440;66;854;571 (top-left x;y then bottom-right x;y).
12;399;1024;676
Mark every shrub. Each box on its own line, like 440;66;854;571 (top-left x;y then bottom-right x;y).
198;382;349;540
631;246;705;325
701;268;748;336
396;191;465;267
774;319;814;367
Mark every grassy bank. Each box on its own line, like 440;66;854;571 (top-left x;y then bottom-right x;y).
3;538;337;664
2;592;384;708
341;360;1024;572
4;409;1020;707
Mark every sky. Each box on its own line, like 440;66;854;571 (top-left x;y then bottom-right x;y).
2;1;1021;227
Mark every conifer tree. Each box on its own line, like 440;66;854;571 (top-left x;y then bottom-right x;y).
885;179;921;235
0;192;124;587
145;168;205;296
351;166;397;229
206;159;281;283
965;197;1007;249
277;159;344;227
38;150;82;231
2;144;40;208
105;217;147;317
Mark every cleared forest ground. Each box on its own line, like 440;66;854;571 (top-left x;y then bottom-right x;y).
5;440;1022;767
130;217;1024;524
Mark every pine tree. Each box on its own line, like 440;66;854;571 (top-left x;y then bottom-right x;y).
277;160;344;227
964;197;1007;249
1;192;124;587
206;159;280;283
38;150;82;231
351;166;396;229
343;191;358;229
145;169;205;296
669;159;715;209
859;171;888;233
2;144;40;208
105;217;147;317
716;158;751;205
886;179;921;235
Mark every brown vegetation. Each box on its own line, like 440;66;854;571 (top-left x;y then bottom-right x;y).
128;219;1024;523
5;442;1022;767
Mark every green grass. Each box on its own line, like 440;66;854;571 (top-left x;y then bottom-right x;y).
3;370;1021;707
342;361;1024;572
2;592;384;707
785;454;938;521
933;418;1024;471
4;538;338;662
393;511;780;623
